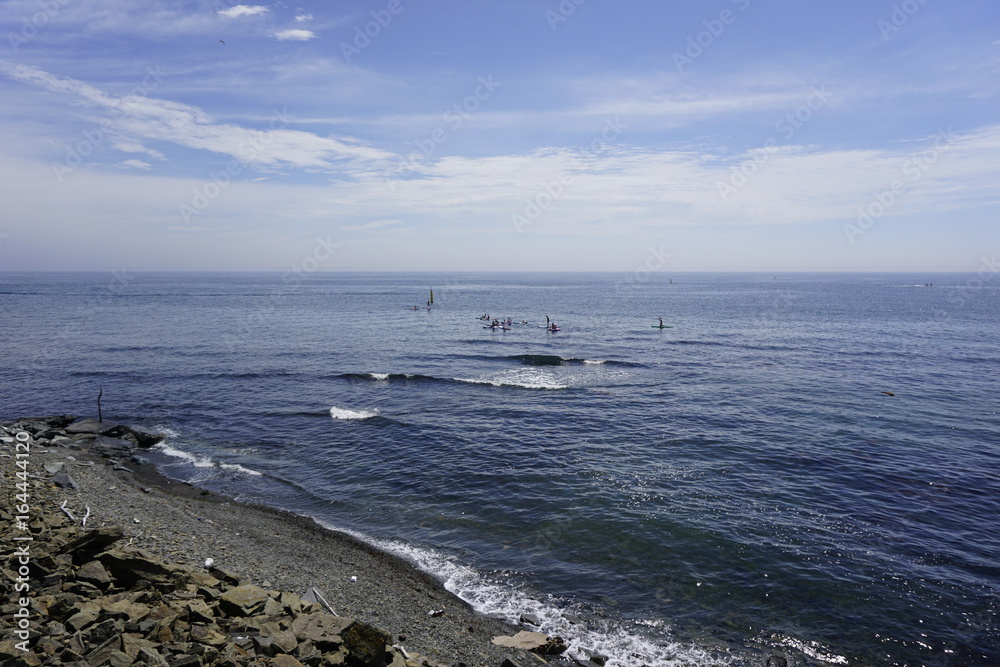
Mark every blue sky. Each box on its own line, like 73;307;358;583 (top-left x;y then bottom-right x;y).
1;0;998;272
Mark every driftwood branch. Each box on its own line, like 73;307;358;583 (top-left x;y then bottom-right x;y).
97;387;103;422
81;506;91;528
60;500;77;522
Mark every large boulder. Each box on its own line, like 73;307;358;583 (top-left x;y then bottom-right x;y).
342;621;389;667
291;613;353;651
97;549;180;588
61;526;124;560
492;631;568;656
65;418;110;434
219;584;271;617
100;424;165;448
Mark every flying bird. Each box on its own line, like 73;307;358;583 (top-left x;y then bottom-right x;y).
219;39;225;45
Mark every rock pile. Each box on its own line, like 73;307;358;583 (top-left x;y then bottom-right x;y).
0;501;421;667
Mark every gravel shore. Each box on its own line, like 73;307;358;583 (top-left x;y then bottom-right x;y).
1;415;568;667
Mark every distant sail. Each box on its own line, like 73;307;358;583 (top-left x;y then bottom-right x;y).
429;288;434;304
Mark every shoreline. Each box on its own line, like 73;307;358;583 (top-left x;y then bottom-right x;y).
1;415;575;667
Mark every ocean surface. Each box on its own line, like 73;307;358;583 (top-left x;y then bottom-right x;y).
1;271;997;666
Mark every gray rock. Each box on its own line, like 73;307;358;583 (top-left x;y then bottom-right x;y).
97;549;178;587
169;655;203;667
77;560;113;587
66;418;110;434
342;621;390;667
291;613;353;650
92;435;136;458
109;650;133;667
138;646;171;667
219;584;271;617
65;609;100;633
52;472;79;490
61;526;124;557
271;629;299;654
88;619;123;646
101;423;165;448
519;613;541;626
44;462;66;475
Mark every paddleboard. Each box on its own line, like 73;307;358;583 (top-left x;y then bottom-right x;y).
652;325;673;328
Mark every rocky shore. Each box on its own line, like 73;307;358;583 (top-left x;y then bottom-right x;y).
0;415;576;667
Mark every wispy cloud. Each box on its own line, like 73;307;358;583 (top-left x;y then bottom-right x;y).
274;29;316;41
0;62;393;171
218;5;270;19
120;159;152;170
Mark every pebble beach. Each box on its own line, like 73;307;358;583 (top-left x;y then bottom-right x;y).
0;415;577;667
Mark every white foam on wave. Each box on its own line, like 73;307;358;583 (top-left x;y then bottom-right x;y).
369;373;390;381
323;524;731;667
151;425;182;440
329;406;380;420
769;634;848;665
153;443;263;477
454;369;569;390
583;359;607;365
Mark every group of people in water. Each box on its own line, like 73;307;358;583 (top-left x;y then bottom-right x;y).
478;314;560;331
477;314;670;331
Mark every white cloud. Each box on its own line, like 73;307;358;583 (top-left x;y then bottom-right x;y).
218;5;270;19
274;29;316;41
295;13;313;23
0;63;394;171
121;159;152;170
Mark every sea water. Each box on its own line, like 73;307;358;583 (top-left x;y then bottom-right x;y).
1;271;997;666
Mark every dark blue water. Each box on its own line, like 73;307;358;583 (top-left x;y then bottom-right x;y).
2;272;997;666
